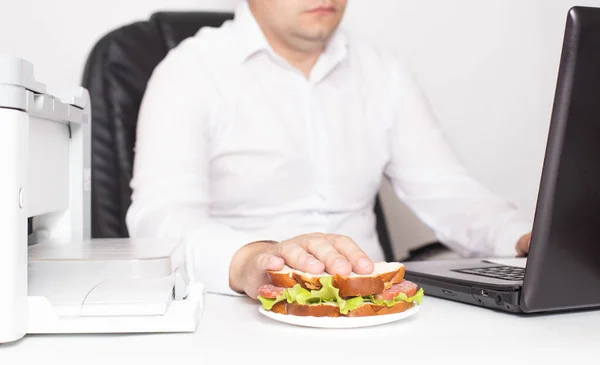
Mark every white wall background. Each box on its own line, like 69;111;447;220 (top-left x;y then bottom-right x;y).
2;0;598;258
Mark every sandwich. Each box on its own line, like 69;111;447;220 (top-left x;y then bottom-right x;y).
257;262;424;317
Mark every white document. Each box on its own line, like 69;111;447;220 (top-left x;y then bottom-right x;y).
484;258;527;268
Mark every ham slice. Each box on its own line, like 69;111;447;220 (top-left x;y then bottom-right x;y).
374;280;418;301
258;284;284;299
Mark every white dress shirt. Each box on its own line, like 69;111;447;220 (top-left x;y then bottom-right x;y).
126;2;533;295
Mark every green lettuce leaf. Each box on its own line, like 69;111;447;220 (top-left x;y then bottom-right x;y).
408;287;425;305
257;284;311;310
367;287;425;307
341;296;365;314
257;278;364;314
257;292;287;311
310;276;364;315
285;284;311;305
258;278;424;314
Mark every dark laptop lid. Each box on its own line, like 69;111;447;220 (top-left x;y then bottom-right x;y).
522;6;600;313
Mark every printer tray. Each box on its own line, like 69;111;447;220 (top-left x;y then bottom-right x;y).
27;238;203;334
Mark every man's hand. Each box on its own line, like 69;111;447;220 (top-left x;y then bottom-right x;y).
229;233;375;298
516;232;532;257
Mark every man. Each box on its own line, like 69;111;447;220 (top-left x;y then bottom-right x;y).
125;0;533;299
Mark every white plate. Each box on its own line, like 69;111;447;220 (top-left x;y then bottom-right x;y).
258;304;420;329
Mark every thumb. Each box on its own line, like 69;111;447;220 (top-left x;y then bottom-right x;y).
256;253;285;271
245;254;285;299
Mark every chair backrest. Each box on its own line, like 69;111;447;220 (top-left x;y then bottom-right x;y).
80;11;396;261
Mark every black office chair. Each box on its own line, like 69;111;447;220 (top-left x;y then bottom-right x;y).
81;11;397;261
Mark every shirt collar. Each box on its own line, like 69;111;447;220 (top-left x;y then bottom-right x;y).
231;1;273;64
231;1;349;70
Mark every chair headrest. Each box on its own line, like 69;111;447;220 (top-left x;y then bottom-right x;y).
151;12;234;50
81;11;233;239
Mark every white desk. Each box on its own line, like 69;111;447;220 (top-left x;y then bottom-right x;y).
2;292;599;364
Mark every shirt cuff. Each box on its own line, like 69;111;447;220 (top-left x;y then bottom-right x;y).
184;229;272;297
492;220;533;257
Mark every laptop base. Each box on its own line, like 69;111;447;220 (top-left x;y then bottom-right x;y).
405;271;523;314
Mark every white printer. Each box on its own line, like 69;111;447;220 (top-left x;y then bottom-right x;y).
0;54;203;344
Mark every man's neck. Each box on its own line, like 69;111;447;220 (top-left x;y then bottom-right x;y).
263;32;325;78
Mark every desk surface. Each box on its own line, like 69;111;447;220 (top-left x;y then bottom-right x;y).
2;292;600;364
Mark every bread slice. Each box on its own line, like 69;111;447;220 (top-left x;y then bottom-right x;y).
267;265;298;288
270;300;413;317
266;261;405;297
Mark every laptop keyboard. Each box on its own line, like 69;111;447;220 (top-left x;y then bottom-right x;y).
455;265;525;281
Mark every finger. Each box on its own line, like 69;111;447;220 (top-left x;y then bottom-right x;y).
278;241;324;274
329;234;374;274
518;242;529;257
304;237;352;276
515;234;530;257
244;254;285;299
256;253;285;272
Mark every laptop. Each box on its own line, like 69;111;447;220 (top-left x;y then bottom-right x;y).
403;6;600;314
